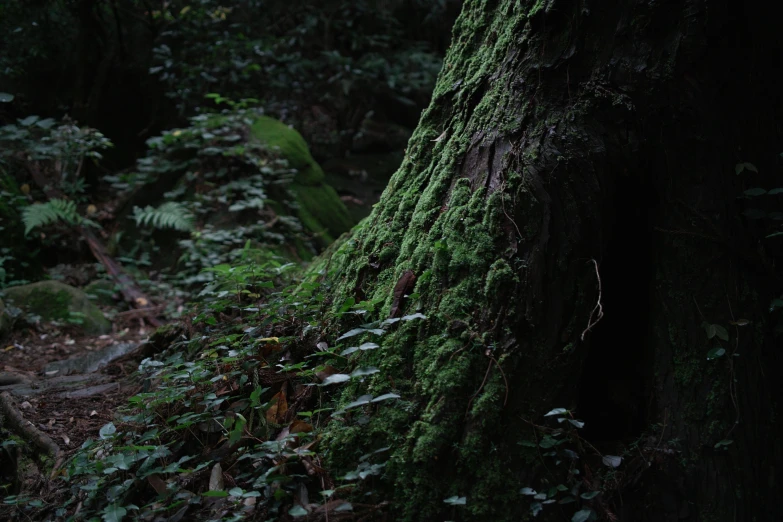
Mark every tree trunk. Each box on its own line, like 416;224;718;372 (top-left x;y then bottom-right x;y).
316;1;782;520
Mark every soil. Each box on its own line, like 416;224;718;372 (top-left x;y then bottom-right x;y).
0;316;155;507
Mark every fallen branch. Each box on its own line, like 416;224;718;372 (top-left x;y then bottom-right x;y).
0;391;63;478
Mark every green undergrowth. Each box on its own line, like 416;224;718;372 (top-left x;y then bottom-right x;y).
119;104;354;288
13;244;426;521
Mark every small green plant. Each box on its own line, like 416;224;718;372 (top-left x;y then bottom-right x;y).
21;198;97;235
519;407;626;521
132;201;195;232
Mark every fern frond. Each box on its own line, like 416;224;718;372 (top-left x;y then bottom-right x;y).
22;199;80;235
133;202;195;231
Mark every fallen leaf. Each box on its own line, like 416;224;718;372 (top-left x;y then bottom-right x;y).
209;463;224;491
289;420;313;434
147;474;168;495
315;365;339;382
62;434;70;445
266;390;288;424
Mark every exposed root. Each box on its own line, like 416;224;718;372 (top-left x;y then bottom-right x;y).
0;391;63;478
581;259;604;340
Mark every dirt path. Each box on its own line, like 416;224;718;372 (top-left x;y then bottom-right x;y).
0;323;151;501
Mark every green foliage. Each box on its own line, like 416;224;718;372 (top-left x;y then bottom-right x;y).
149;1;447;115
21;198;82;235
124;104;346;286
518;408;614;521
47;249;421;520
0;116;112;196
132;202;195;232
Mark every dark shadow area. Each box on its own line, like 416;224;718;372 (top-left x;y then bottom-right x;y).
576;173;655;447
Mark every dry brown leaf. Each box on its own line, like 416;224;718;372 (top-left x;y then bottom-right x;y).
315;365;339;382
147;474;168;496
266;390;288;424
289;420;313;435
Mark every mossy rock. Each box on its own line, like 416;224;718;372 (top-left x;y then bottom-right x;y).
249;117;354;245
3;281;111;334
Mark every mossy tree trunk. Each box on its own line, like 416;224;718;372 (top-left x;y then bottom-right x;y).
315;1;782;520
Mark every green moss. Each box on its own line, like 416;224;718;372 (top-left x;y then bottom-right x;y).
248;117;354;244
293;1;609;519
3;281;111;334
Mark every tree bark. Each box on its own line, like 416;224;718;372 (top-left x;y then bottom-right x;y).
315;1;782;520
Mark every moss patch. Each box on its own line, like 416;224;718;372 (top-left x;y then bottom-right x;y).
249;117;354;244
3;281;111;334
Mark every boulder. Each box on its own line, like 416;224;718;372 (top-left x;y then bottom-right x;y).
2;281;111;334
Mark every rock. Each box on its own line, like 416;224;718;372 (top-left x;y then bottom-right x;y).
2;281;111;334
43;341;138;375
249;116;354;245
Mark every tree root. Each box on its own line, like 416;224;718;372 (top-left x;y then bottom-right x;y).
0;392;63;478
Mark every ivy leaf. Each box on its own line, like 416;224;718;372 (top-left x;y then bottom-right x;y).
99;422;117;440
743;187;767;197
288;505;308;517
0;92;14;103
530;501;543;516
520;487;537;496
768;188;783;195
572;509;594;522
714;325;729;341
705;324;717;339
321;374;350;385
19;115;39;127
102;504;127;522
544;408;567;417
343;395;373;410
707;347;726;360
602;455;622;468
401;313;427;321
568;419;585;428
351;367;380;378
443;496;466;505
371;393;400;403
336;328;385;341
580;491;600;500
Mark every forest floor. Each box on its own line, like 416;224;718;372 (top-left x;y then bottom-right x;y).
0;317;152;500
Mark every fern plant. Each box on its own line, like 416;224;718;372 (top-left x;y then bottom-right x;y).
22;198;83;235
132;202;195;232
